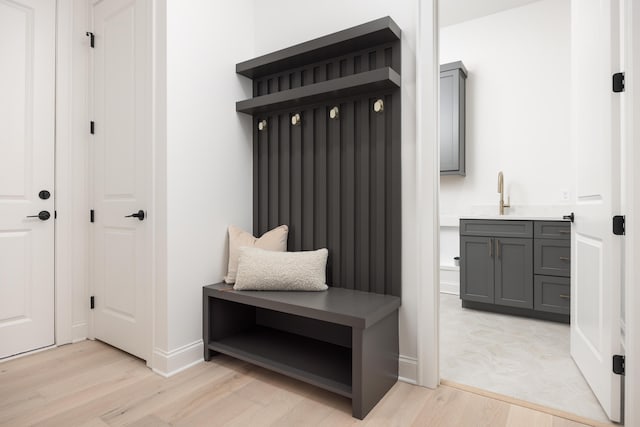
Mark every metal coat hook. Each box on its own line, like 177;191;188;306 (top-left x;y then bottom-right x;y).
329;106;339;119
291;113;301;126
373;99;384;113
258;120;267;131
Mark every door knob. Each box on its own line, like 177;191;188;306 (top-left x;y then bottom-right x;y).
125;210;145;221
26;211;51;221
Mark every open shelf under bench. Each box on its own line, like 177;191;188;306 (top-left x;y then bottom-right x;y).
209;325;352;397
202;283;400;419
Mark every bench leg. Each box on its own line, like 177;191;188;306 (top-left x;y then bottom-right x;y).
351;311;399;419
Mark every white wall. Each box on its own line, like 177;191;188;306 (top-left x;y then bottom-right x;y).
438;0;572;291
157;0;255;374
253;0;419;382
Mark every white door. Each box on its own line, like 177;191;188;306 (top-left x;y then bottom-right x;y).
91;0;152;362
0;0;56;359
570;0;623;421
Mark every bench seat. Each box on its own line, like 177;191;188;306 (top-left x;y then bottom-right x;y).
203;283;401;419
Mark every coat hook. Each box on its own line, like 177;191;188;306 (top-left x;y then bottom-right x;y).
291;113;301;126
373;99;384;113
258;119;267;131
329;106;339;119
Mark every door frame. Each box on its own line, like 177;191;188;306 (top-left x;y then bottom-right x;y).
622;0;639;424
415;1;640;426
54;0;78;346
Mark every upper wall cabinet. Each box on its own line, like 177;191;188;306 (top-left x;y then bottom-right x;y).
440;61;467;176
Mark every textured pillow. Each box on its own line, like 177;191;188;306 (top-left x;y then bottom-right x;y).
224;225;288;284
234;247;328;291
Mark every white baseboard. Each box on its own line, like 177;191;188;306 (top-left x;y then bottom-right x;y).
152;339;204;377
72;322;88;343
398;354;418;384
440;265;460;296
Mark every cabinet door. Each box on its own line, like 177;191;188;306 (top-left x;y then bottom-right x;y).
494;238;533;309
440;70;459;173
460;236;494;303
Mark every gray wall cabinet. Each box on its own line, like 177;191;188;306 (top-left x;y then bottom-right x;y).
460;219;570;322
440;61;467;176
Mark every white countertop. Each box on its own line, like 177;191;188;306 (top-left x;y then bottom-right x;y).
459;215;569;221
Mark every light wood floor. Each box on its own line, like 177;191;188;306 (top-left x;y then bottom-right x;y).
0;340;602;427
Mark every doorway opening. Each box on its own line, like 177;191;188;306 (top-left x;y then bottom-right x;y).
437;0;621;423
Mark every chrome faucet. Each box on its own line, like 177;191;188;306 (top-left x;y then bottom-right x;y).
498;171;510;215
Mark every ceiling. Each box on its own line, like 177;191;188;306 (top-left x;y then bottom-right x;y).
439;0;543;27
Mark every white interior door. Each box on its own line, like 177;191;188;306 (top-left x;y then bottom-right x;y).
91;0;152;362
570;0;623;421
0;0;56;359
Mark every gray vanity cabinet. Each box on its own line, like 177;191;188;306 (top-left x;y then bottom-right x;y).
460;219;569;322
460;236;494;303
494;238;533;309
440;61;467;176
461;235;533;309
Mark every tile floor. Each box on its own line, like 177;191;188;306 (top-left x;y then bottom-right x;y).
439;293;610;423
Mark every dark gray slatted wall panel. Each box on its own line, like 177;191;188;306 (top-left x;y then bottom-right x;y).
250;41;401;297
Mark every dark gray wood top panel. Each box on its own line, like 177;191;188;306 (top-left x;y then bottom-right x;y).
460;219;533;238
204;283;401;329
534;221;571;240
236;17;401;79
236;68;400;115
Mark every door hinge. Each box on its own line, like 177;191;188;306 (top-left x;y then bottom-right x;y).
90;296;95;310
90;121;95;134
90;209;95;223
613;215;625;235
613;72;625;93
613;354;625;375
86;31;94;48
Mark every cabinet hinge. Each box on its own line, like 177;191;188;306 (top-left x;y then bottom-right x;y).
613;354;625;375
613;215;625;235
90;296;95;310
90;209;95;223
86;31;94;48
613;72;625;93
90;121;95;134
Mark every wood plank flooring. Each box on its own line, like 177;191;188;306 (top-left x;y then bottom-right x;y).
0;341;601;427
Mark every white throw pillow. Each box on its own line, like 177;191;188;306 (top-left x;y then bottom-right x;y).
234;247;328;291
224;225;288;284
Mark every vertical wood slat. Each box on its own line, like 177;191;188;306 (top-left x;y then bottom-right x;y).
355;99;370;292
327;105;341;287
389;93;402;297
371;96;386;295
302;109;314;250
253;118;259;235
279;114;291;236
290;112;303;251
314;108;327;252
258;117;269;235
268;115;279;230
340;102;355;289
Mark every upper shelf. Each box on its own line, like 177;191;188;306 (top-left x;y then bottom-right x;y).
236;67;400;115
236;16;401;79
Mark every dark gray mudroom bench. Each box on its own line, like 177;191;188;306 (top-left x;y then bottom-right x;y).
203;283;401;419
